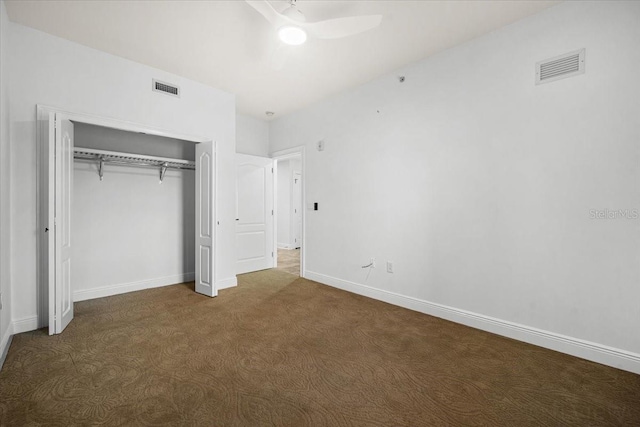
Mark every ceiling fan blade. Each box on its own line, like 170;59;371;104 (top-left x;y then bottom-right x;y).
304;15;383;40
245;0;287;27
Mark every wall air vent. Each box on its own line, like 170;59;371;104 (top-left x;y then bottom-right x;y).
152;79;180;97
536;49;585;85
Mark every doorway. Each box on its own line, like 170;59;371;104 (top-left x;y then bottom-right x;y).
272;148;304;277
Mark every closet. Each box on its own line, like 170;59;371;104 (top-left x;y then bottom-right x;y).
71;123;196;302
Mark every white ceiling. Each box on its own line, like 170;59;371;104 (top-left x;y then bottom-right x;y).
5;0;558;120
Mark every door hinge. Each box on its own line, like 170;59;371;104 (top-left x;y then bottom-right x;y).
272;252;274;257
271;168;274;173
271;210;274;216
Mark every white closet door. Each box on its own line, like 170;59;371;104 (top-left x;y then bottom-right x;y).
53;116;74;334
236;154;274;274
195;140;216;297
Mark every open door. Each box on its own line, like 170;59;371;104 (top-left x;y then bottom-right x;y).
236;154;274;274
49;116;74;334
195;140;216;297
292;171;302;249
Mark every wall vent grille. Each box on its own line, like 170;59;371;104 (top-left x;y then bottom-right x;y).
536;49;585;85
152;79;180;97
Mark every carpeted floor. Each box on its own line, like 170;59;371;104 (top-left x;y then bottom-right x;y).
276;248;300;276
1;269;639;425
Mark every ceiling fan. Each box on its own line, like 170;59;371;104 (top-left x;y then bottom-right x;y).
246;0;383;46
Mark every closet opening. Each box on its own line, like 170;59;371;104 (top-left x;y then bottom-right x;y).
37;106;216;335
71;122;196;302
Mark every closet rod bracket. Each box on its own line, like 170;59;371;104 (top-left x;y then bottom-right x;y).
159;162;168;184
98;157;104;181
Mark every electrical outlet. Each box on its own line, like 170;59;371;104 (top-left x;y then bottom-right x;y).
370;258;376;268
386;261;394;273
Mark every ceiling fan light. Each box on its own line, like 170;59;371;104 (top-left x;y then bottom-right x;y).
278;26;307;45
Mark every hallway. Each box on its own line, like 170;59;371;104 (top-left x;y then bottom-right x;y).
275;248;300;276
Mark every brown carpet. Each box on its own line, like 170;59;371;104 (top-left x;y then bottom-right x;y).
1;269;639;426
276;248;300;276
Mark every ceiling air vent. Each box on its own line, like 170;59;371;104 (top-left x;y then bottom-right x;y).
536;49;585;85
152;79;180;97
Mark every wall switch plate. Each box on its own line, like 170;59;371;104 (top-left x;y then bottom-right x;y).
386;261;394;273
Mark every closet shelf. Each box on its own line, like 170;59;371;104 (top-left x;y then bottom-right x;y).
73;147;196;183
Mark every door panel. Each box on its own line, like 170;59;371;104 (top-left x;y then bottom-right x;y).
195;141;216;296
237;231;267;260
236;154;274;274
55;117;74;333
292;171;302;249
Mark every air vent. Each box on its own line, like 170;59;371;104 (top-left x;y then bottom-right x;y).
152;79;180;97
536;49;585;85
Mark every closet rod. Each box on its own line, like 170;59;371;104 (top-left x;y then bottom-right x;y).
73;147;195;183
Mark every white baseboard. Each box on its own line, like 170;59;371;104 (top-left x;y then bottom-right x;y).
304;270;640;375
73;273;195;302
12;315;39;334
277;243;295;250
216;276;238;291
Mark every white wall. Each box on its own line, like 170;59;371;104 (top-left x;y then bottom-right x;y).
277;160;291;247
0;0;12;361
236;114;269;157
72;124;195;301
9;21;236;330
270;1;640;372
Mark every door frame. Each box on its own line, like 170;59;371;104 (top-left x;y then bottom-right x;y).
36;105;216;332
271;146;305;278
